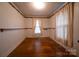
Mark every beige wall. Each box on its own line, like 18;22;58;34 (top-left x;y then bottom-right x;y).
41;18;50;37
24;18;49;37
0;3;50;56
0;3;26;56
24;18;33;37
49;15;56;40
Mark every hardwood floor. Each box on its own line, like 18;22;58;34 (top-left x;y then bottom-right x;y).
8;37;75;57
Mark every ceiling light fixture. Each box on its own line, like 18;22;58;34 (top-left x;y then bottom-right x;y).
33;0;45;10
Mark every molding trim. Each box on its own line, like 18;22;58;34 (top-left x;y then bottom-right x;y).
25;37;49;39
0;28;32;32
43;28;56;30
9;2;25;18
9;2;68;18
7;37;25;57
48;2;68;18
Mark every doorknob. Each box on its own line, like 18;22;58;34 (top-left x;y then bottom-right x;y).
77;40;79;43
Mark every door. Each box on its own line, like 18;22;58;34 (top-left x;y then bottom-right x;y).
74;2;79;56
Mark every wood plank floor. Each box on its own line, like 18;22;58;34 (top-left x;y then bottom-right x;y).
8;37;75;57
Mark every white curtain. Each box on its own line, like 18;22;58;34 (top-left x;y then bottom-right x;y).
56;9;68;40
55;3;73;47
34;20;41;34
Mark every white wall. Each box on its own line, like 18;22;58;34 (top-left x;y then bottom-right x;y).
0;3;26;56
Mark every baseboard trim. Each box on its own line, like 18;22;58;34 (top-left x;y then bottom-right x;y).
7;37;26;57
26;37;49;39
6;37;76;56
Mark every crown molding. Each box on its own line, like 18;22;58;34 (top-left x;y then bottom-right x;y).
48;2;68;18
9;2;25;18
9;2;69;18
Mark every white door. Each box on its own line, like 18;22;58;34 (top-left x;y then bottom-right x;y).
74;2;79;56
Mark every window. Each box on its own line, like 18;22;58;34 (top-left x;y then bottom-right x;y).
55;3;73;47
56;12;68;39
34;20;41;34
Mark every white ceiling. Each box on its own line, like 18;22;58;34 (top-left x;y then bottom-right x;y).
12;2;65;18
